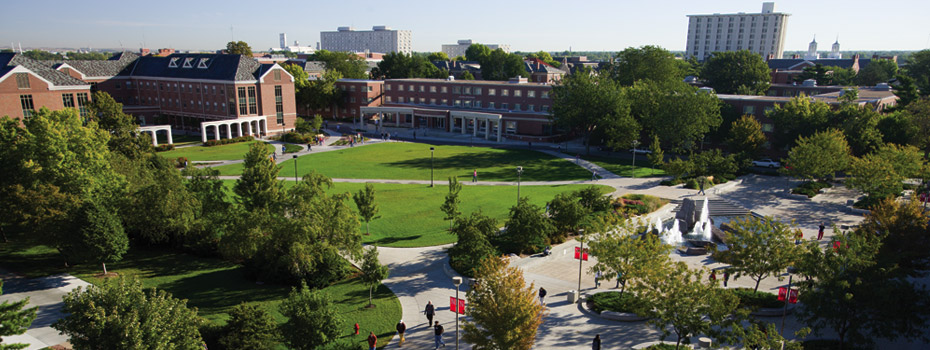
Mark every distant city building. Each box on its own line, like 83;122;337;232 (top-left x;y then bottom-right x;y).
686;2;790;60
320;26;412;54
523;58;566;84
277;33;315;54
441;40;510;58
0;52;92;121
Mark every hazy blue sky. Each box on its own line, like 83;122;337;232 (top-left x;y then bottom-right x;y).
3;0;928;52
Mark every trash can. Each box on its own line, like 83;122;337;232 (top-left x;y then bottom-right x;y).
567;290;579;303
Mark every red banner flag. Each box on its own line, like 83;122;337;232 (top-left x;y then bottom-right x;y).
574;247;580;259
788;288;799;304
833;241;842;251
778;287;787;301
582;248;589;261
458;299;466;314
450;297;466;314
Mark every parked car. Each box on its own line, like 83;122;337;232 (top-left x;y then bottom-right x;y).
752;159;781;168
629;148;652;155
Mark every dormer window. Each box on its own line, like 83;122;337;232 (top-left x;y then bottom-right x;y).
182;57;194;68
168;57;180;68
197;58;210;69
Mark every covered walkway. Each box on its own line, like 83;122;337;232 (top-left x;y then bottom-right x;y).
200;116;268;143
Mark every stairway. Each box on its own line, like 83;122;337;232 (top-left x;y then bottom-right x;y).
670;199;750;217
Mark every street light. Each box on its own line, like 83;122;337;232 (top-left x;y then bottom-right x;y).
430;147;435;187
452;276;463;350
576;228;585;302
292;155;298;183
516;166;524;201
630;140;640;178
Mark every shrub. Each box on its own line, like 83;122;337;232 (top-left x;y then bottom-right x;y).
644;344;691;350
203;136;254;147
154;144;175;152
281;132;313;144
792;181;832;198
587;291;640;313
853;196;887;210
728;288;783;309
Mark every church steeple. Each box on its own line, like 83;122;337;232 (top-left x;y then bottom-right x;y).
829;36;842;58
805;35;820;60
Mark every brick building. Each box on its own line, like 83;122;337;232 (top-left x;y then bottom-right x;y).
49;52;298;139
299;79;384;121
0;53;92;121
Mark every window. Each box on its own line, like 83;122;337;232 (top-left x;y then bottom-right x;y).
419;97;425;104
441;86;448;93
743;106;755;115
182;57;194;68
475;101;482;108
367;86;373;92
350;86;356;92
528;104;535;111
488;102;495;109
227;87;237;114
238;87;248;114
464;100;472;108
407;85;413;92
464;87;471;94
419;85;425;92
505;121;517;134
542;105;550;113
474;87;482;95
15;73;30;89
398;84;403;91
501;103;508;110
398;97;404;103
442;99;448;105
247;87;257;114
430;98;436;104
198;58;210;69
528;90;535;98
275;86;284;124
515;103;521;110
385;96;392;103
386;84;392;91
489;88;496;96
20;95;34;118
62;94;75;108
762;123;774;132
274;70;282;81
115;82;121;89
542;91;549;98
168;57;180;68
76;93;89;117
430;86;437;93
350;97;356;103
502;89;509;96
514;90;522;97
453;86;461;94
454;100;462;107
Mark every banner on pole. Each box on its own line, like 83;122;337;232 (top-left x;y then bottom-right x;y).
788;289;799;304
574;247;589;261
778;287;787;301
450;297;466;314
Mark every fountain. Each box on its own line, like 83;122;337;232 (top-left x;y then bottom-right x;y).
660;217;684;246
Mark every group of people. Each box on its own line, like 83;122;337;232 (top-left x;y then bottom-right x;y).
379;132;392;141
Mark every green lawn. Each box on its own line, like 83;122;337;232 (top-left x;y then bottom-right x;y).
214;142;592;181
157;141;274;161
583;154;667;178
0;232;401;349
156;133;202;147
223;181;614;247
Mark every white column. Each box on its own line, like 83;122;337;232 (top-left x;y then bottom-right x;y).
243;122;250;137
460;117;466;134
472;118;478;137
150;131;158;146
485;119;491;140
167;128;173;145
201;125;208;143
214;125;220;141
497;120;502;142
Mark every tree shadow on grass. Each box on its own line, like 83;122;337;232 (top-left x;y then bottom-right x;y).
370;235;423;246
158;267;290;317
386;152;588;182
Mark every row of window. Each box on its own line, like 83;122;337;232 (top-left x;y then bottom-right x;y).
385;95;550;113
119;80;228;96
385;83;549;98
19;93;88;119
340;85;375;92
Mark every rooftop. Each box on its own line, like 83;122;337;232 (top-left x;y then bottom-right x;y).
386;78;553;86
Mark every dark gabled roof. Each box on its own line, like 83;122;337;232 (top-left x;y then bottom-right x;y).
128;54;262;81
523;61;566;74
52;53;139;78
768;58;859;70
0;52;88;86
767;59;804;70
304;61;326;72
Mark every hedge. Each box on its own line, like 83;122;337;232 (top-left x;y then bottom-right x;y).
154;144;176;152
203;135;254;147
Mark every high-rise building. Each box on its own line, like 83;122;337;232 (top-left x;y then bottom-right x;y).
441;39;510;59
320;26;412;54
686;2;789;60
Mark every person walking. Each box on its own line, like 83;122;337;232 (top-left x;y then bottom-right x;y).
817;222;825;240
592;334;601;350
709;270;717;284
424;301;435;326
367;332;378;350
795;230;803;245
472;169;478;183
723;269;731;288
698;177;706;195
433;321;445;348
594;271;601;289
396;320;407;347
538;287;547;305
592;171;598;181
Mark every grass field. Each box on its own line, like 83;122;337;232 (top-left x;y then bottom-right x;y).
222;181;614;247
155;133;202;147
157;141;274;161
582;154;667;178
0;234;401;349
213;142;592;181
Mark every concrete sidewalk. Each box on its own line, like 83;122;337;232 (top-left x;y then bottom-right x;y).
0;270;89;350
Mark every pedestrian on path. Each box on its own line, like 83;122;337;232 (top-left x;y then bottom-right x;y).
818;222;825;240
592;171;598;181
367;332;377;350
396;320;407;346
592;334;601;350
472;169;478;183
594;271;601;289
354;322;360;335
539;287;547;305
698;177;706;195
795;230;803;245
272;152;277;161
723;269;730;287
433;321;445;348
709;270;717;284
424;301;435;326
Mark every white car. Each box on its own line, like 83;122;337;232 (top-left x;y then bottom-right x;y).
752;159;781;168
629;148;652;155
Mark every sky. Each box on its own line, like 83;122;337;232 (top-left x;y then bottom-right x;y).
2;0;929;53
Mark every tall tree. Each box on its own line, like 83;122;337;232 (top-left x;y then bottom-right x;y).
440;177;462;230
53;278;203;350
526;50;560;67
834;102;884;156
279;283;343;350
352;184;380;235
647;134;665;174
905;49;930;95
628;80;721;151
587;224;669;296
608;45;684;86
463;256;545;350
427;52;449;61
826;66;858;86
856;59;898;86
305;70;345;117
282;63;312;113
701;50;771;95
448;212;498;277
359;245;389;307
480;48;528;81
234;142;284;212
892;74;921;108
226;41;253;56
637;262;739;350
551;68;639;155
546;192;587;235
903;98;930;157
794;64;832;85
373;52;443;79
219;303;278;350
465;44;492;62
306;50;368;79
726;115;767;162
88;91;152;159
120;155;197;246
715;216;800;292
783;129;852;181
67;199;129;274
502;197;554;254
767;95;834;149
0;281;37;350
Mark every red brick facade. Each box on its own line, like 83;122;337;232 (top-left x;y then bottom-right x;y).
0;54;92;121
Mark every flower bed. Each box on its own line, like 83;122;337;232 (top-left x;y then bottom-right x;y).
587;291;639;313
729;288;783;309
614;194;669;215
203;135;254;147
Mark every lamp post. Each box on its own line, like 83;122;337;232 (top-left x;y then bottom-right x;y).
576;229;585;302
516;166;524;201
292;155;298;182
430;147;435;187
630;140;640;178
452;276;463;350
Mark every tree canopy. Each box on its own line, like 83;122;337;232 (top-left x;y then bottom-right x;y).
905;49;930;95
463;256;545;350
716;216;800;292
608;46;685;86
372;52;444;79
279;283;343;350
226;41;252;56
480;48;528;81
550;69;638;154
0;281;37;350
628;80;721;151
784;129;852;181
305;50;368;79
701;50;771;95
